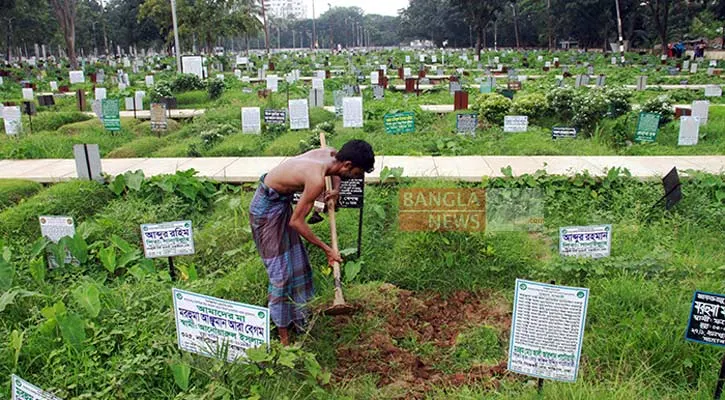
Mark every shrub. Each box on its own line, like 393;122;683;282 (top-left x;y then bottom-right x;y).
473;93;512;125
32;112;92;132
106;137;169;158
546;86;577;121
0;179;43;211
0;180;113;243
604;86;632;118
171;74;205;92
200;124;239;148
572;89;609;132
149;81;173;102
641;95;674;124
207;78;225;100
510;93;549;120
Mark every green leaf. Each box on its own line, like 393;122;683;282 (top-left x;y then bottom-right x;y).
116;249;141;270
28;257;46;284
344;260;363;283
245;346;272;363
110;235;133;253
339;248;357;257
277;350;298;369
109;174;126;195
0;258;14;291
48;242;68;268
170;362;191;391
73;283;101;318
57;312;86;350
67;234;88;264
30;237;51;259
501;166;513;177
98;247;117;273
125;170;145;191
0;289;39;313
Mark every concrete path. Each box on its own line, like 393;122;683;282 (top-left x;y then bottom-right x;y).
1;156;722;183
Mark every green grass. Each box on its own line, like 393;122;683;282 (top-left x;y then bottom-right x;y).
0;179;43;211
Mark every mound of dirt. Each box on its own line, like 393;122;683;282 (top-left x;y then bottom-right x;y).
330;285;512;399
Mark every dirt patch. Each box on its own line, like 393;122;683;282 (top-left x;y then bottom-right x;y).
330;285;512;399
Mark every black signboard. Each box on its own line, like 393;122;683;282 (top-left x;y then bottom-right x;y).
264;109;287;125
337;177;364;208
38;95;55;107
662;167;682;210
552;126;577;139
686;291;725;347
22;101;37;116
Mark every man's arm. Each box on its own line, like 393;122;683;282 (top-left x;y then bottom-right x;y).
288;179;342;265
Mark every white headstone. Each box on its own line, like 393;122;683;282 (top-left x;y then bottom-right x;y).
50;81;58;91
94;87;107;100
678;116;699;146
504;116;528;132
69;70;84;84
692;100;709;125
288;99;309;130
241;107;261;134
312;78;324;90
342;97;363;128
22;88;34;101
145;75;154;87
181;56;204;79
705;85;722;97
216;73;224;81
370;72;379;85
266;76;279;92
3;106;22;135
690;63;698;74
405;55;411;63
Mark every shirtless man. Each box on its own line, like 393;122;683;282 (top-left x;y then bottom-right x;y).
249;140;375;345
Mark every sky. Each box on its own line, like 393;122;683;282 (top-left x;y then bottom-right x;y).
305;0;409;18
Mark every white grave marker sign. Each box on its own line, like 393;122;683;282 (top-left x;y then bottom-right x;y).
241;107;261;134
140;220;195;258
508;279;589;382
678;116;700;146
69;70;84;84
3;106;22;135
288;99;310;130
12;375;63;400
559;224;612;258
22;88;33;101
504;116;529;132
172;288;269;363
342;97;363;128
692;100;709;125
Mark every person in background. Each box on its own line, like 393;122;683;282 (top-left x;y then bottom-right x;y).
249;140;375;345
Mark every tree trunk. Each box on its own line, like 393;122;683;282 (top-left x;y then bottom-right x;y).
65;20;77;69
512;2;520;49
5;18;12;62
49;0;78;69
476;26;483;57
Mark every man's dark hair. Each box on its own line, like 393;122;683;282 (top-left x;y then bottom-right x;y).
336;140;375;173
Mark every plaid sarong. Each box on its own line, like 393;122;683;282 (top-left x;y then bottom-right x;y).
249;174;314;329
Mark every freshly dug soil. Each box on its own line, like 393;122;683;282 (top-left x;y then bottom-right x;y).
330;285;512;399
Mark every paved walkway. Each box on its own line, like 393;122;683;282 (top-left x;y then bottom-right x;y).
82;109;205;120
1;156;723;183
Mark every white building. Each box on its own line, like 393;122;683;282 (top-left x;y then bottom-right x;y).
266;0;306;19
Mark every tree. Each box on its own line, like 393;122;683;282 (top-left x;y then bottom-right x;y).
48;0;78;68
451;0;503;55
643;0;672;54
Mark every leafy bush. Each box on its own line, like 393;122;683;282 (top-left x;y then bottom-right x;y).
150;81;173;102
0;180;113;243
207;78;225;100
31;112;92;132
473;93;512;125
510;93;549;120
200;123;239;148
171;74;205;92
546;86;577;121
0;179;43;211
604;86;632;118
642;95;674;123
572;89;609;132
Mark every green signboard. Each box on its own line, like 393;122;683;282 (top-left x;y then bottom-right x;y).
102;99;121;131
384;111;415;134
634;112;660;143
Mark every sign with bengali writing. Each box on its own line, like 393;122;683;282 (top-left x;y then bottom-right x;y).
12;375;62;400
140;220;194;258
686;291;725;347
289;99;310;130
342;97;363;128
172;288;269;363
677;116;699;146
39;215;75;267
264;109;286;125
337;177;364;209
504;116;528;133
241;107;261;134
398;188;486;232
559;224;612;258
552;127;577;139
456;113;478;134
3;106;22;135
101;99;121;131
634;112;660;143
508;279;589;383
384;112;415;134
150;103;168;132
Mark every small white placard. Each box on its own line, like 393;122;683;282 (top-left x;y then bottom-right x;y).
705;85;722;97
241;107;261;134
140;220;195;258
266;76;278;92
69;70;84;84
22;88;33;101
342;97;363;128
94;88;106;100
312;78;324;90
559;224;612;258
50;81;58;91
504;116;529;132
288;99;309;130
370;72;379;85
12;375;63;400
145;75;154;87
692;100;709;125
3;106;22;135
39;216;75;243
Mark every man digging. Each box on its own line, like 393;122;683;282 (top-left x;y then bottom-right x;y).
249;140;375;345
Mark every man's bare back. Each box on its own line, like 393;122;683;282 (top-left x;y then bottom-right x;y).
264;148;337;195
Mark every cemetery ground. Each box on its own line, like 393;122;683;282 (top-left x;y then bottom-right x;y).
3;50;725;399
1;168;725;399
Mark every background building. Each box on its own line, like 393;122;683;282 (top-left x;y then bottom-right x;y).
266;0;307;19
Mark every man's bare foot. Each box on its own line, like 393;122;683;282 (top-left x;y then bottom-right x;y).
279;327;290;346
